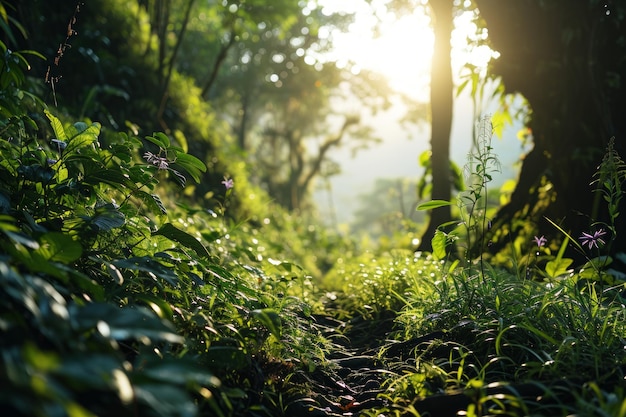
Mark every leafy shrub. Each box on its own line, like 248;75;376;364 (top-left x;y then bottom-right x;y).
0;87;328;416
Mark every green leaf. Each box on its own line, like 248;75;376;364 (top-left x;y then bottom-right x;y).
173;152;206;172
204;346;249;371
153;223;210;259
133;293;174;320
518;324;559;346
4;230;39;249
417;200;454;211
17;164;54;183
140;357;220;387
54;354;123;391
456;78;470;96
432;230;448;260
36;232;82;263
133;191;167;215
492;109;513;138
113;256;179;287
171;152;207;183
252;308;282;339
418;150;431;167
64;122;100;155
583;255;612;270
75;303;184;344
84;168;131;187
545;257;573;278
134;384;196;417
89;203;126;231
145;132;170;149
44;109;68;142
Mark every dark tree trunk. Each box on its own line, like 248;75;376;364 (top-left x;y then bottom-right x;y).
474;0;626;260
418;0;454;252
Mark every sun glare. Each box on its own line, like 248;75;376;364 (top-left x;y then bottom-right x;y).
322;1;496;100
326;5;433;100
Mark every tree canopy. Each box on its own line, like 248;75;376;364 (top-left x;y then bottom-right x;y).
8;0;425;214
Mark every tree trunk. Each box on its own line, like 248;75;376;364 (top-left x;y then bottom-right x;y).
474;0;626;260
418;0;454;252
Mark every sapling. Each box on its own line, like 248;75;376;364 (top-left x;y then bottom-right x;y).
417;115;501;278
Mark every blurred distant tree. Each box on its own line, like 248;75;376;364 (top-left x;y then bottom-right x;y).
177;1;420;211
474;0;626;259
139;0;196;126
352;178;425;238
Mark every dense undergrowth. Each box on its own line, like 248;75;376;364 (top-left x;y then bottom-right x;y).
0;30;337;415
3;4;626;417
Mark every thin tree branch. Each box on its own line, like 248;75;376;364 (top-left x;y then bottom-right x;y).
201;31;236;98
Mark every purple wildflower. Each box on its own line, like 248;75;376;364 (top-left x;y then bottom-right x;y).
221;177;234;190
533;235;547;248
579;229;607;250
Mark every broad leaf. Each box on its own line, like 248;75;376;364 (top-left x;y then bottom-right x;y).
90;203;125;231
54;354;124;391
75;303;184;344
113;256;179;287
545;258;573;278
63;122;100;155
133;191;167;215
171;152;206;183
173;152;206;172
17;164;54;183
36;232;82;263
84;168;132;187
153;223;210;259
145;132;170;149
204;346;249;371
140;357;220;386
44;109;68;142
134;384;196;417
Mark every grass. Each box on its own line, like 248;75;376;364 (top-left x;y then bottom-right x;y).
355;126;626;416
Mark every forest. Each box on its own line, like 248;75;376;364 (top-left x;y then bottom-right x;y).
1;0;626;416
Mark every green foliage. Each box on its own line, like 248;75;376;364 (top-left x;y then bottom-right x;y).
321;250;442;319
385;258;626;415
591;137;626;242
0;98;332;415
381;121;626;416
417;116;501;266
416;149;465;203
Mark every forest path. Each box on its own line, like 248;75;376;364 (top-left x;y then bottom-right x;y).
283;308;453;417
280;303;578;417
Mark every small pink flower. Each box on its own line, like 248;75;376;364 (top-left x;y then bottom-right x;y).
533;235;547;248
221;177;234;190
579;229;606;250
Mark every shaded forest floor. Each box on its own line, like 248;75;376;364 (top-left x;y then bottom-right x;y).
263;293;604;417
